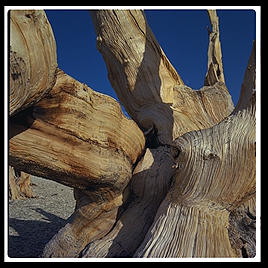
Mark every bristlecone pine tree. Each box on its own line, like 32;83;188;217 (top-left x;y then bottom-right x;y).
9;9;256;258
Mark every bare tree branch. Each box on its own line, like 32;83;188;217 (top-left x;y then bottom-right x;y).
8;9;256;258
134;41;256;258
90;10;234;146
204;10;225;86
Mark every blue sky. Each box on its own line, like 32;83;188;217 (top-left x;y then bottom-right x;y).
45;9;256;112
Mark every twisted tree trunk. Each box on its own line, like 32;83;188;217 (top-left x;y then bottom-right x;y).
8;9;256;258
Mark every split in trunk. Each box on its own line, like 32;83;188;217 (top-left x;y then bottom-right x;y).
8;9;256;258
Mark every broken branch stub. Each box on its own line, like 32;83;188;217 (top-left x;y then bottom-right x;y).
204;10;225;86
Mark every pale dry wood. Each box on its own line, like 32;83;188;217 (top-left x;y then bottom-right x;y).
9;9;146;258
78;10;238;258
77;10;237;258
81;146;179;257
9;166;21;200
204;10;225;86
9;10;57;115
171;82;233;138
134;41;256;258
42;189;123;257
9;166;35;200
9;69;145;257
8;9;256;258
90;10;234;146
9;69;145;192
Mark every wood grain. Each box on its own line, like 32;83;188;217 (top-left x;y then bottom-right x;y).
81;146;178;257
10;69;145;195
9;10;57;115
8;9;256;258
9;69;145;257
90;10;234;146
204;10;225;86
134;41;256;258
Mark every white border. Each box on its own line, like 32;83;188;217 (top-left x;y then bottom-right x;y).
4;5;9;263
4;6;261;10
4;6;261;263
255;5;261;263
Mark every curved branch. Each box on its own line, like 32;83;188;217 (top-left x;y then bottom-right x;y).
81;146;178;257
134;40;256;258
9;69;145;257
8;9;255;258
90;10;234;146
9;69;145;191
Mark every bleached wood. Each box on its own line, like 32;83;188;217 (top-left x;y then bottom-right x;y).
9;69;145;191
204;10;225;86
8;9;256;258
90;10;234;146
9;166;21;200
9;10;57;115
9;69;145;257
134;41;256;258
81;146;178;257
9;166;34;200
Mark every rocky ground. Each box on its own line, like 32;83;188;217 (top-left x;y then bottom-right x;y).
8;176;76;258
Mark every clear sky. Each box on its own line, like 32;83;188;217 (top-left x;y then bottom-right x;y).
45;8;256;113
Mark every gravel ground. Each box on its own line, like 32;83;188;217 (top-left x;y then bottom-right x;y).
8;176;76;258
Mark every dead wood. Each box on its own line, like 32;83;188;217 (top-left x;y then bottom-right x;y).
8;9;256;258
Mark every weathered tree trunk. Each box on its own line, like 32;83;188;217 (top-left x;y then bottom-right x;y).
90;10;233;146
9;10;57;116
134;57;255;256
9;68;145;257
9;166;35;200
8;9;256;258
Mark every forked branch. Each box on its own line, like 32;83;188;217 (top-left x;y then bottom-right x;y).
90;10;234;146
134;40;256;258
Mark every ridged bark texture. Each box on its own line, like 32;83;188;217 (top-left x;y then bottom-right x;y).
8;9;256;258
9;10;57;115
133;40;256;258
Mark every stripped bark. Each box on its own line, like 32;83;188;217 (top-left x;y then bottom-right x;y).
134;40;256;258
10;69;145;192
81;146;178;257
90;10;234;146
8;9;256;258
9;69;145;257
204;10;225;86
9;10;57;115
79;10;237;257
